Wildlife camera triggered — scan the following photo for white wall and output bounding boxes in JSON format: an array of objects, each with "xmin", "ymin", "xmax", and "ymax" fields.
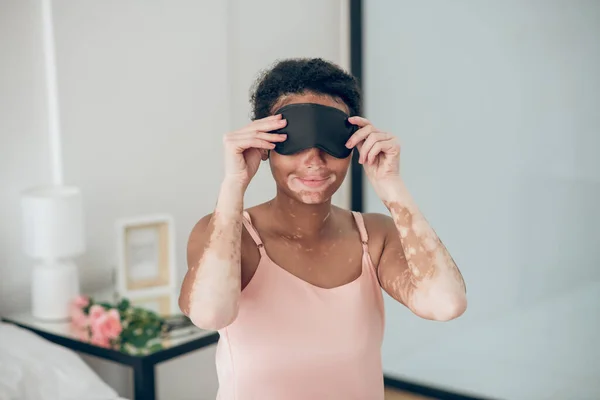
[
  {"xmin": 0, "ymin": 0, "xmax": 52, "ymax": 317},
  {"xmin": 55, "ymin": 0, "xmax": 231, "ymax": 296},
  {"xmin": 364, "ymin": 1, "xmax": 600, "ymax": 399},
  {"xmin": 0, "ymin": 0, "xmax": 350, "ymax": 399}
]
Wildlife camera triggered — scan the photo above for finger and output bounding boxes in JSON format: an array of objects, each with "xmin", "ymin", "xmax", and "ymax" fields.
[
  {"xmin": 366, "ymin": 142, "xmax": 383, "ymax": 165},
  {"xmin": 359, "ymin": 132, "xmax": 394, "ymax": 162},
  {"xmin": 366, "ymin": 139, "xmax": 392, "ymax": 164},
  {"xmin": 253, "ymin": 131, "xmax": 288, "ymax": 142},
  {"xmin": 253, "ymin": 114, "xmax": 283, "ymax": 122},
  {"xmin": 230, "ymin": 131, "xmax": 287, "ymax": 143},
  {"xmin": 358, "ymin": 133, "xmax": 378, "ymax": 164},
  {"xmin": 371, "ymin": 138, "xmax": 399, "ymax": 164},
  {"xmin": 225, "ymin": 135, "xmax": 276, "ymax": 152},
  {"xmin": 345, "ymin": 125, "xmax": 376, "ymax": 149},
  {"xmin": 348, "ymin": 116, "xmax": 372, "ymax": 128},
  {"xmin": 249, "ymin": 117, "xmax": 287, "ymax": 133},
  {"xmin": 359, "ymin": 132, "xmax": 392, "ymax": 164},
  {"xmin": 261, "ymin": 150, "xmax": 269, "ymax": 161},
  {"xmin": 236, "ymin": 138, "xmax": 277, "ymax": 151},
  {"xmin": 238, "ymin": 118, "xmax": 287, "ymax": 134}
]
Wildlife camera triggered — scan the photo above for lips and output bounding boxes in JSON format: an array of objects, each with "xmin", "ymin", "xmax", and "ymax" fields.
[
  {"xmin": 298, "ymin": 176, "xmax": 329, "ymax": 181},
  {"xmin": 296, "ymin": 175, "xmax": 331, "ymax": 188}
]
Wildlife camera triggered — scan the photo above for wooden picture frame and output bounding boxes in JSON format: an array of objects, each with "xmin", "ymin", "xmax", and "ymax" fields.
[{"xmin": 115, "ymin": 215, "xmax": 177, "ymax": 311}]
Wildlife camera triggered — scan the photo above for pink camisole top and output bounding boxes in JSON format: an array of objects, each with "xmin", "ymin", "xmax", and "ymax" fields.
[{"xmin": 215, "ymin": 211, "xmax": 385, "ymax": 400}]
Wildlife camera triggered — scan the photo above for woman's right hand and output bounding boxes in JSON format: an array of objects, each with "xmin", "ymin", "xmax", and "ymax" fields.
[{"xmin": 223, "ymin": 114, "xmax": 287, "ymax": 188}]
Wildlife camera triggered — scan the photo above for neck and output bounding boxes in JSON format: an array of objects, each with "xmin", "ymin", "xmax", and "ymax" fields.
[{"xmin": 269, "ymin": 189, "xmax": 335, "ymax": 240}]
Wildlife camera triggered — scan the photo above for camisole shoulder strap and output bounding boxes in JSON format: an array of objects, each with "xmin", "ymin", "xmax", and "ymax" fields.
[
  {"xmin": 351, "ymin": 211, "xmax": 380, "ymax": 278},
  {"xmin": 242, "ymin": 211, "xmax": 266, "ymax": 255},
  {"xmin": 351, "ymin": 211, "xmax": 369, "ymax": 246}
]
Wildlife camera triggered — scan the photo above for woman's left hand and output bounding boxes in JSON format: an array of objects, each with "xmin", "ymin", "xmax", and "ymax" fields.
[{"xmin": 346, "ymin": 116, "xmax": 402, "ymax": 190}]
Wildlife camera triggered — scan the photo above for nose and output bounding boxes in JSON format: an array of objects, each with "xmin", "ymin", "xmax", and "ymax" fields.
[{"xmin": 302, "ymin": 148, "xmax": 326, "ymax": 168}]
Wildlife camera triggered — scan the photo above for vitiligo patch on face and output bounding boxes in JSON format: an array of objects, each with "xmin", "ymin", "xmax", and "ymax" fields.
[{"xmin": 269, "ymin": 103, "xmax": 358, "ymax": 158}]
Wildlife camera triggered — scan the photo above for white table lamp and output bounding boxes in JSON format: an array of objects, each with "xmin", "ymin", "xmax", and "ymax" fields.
[{"xmin": 22, "ymin": 186, "xmax": 86, "ymax": 320}]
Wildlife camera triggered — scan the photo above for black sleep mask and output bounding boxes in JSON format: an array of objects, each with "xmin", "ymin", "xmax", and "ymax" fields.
[{"xmin": 268, "ymin": 103, "xmax": 358, "ymax": 158}]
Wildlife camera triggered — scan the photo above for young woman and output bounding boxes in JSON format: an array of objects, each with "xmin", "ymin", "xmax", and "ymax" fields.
[{"xmin": 179, "ymin": 58, "xmax": 467, "ymax": 400}]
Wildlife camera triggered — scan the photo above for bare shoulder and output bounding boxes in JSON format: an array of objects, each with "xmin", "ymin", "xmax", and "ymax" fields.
[
  {"xmin": 361, "ymin": 212, "xmax": 396, "ymax": 266},
  {"xmin": 187, "ymin": 212, "xmax": 214, "ymax": 245},
  {"xmin": 186, "ymin": 209, "xmax": 259, "ymax": 265},
  {"xmin": 240, "ymin": 203, "xmax": 268, "ymax": 256},
  {"xmin": 189, "ymin": 212, "xmax": 213, "ymax": 233},
  {"xmin": 327, "ymin": 206, "xmax": 394, "ymax": 237},
  {"xmin": 361, "ymin": 212, "xmax": 396, "ymax": 239},
  {"xmin": 239, "ymin": 203, "xmax": 272, "ymax": 288}
]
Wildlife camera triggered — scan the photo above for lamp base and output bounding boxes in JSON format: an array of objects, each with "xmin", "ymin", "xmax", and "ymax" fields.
[{"xmin": 31, "ymin": 259, "xmax": 80, "ymax": 321}]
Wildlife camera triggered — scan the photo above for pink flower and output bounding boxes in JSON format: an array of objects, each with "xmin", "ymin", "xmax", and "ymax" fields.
[
  {"xmin": 73, "ymin": 295, "xmax": 90, "ymax": 308},
  {"xmin": 70, "ymin": 307, "xmax": 89, "ymax": 330},
  {"xmin": 90, "ymin": 332, "xmax": 110, "ymax": 348},
  {"xmin": 100, "ymin": 309, "xmax": 123, "ymax": 339},
  {"xmin": 90, "ymin": 306, "xmax": 123, "ymax": 343},
  {"xmin": 89, "ymin": 304, "xmax": 105, "ymax": 322},
  {"xmin": 69, "ymin": 296, "xmax": 90, "ymax": 330}
]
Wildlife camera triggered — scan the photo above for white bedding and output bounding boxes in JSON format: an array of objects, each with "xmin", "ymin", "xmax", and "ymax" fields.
[{"xmin": 0, "ymin": 321, "xmax": 127, "ymax": 400}]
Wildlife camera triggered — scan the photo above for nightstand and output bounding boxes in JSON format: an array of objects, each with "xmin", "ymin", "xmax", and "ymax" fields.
[{"xmin": 1, "ymin": 311, "xmax": 219, "ymax": 400}]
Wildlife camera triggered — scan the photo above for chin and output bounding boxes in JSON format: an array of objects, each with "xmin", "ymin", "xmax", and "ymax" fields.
[
  {"xmin": 285, "ymin": 175, "xmax": 339, "ymax": 204},
  {"xmin": 295, "ymin": 191, "xmax": 332, "ymax": 204}
]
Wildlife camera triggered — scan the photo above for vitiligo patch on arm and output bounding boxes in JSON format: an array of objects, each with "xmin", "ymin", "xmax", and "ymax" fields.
[{"xmin": 381, "ymin": 199, "xmax": 466, "ymax": 309}]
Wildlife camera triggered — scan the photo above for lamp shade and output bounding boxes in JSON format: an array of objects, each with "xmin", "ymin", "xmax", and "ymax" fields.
[{"xmin": 21, "ymin": 185, "xmax": 85, "ymax": 259}]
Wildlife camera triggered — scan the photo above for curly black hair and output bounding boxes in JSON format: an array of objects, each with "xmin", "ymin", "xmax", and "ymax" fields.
[{"xmin": 250, "ymin": 58, "xmax": 362, "ymax": 120}]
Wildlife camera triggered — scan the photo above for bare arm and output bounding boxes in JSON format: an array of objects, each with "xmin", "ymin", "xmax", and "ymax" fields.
[
  {"xmin": 377, "ymin": 180, "xmax": 467, "ymax": 321},
  {"xmin": 178, "ymin": 180, "xmax": 244, "ymax": 330},
  {"xmin": 178, "ymin": 114, "xmax": 287, "ymax": 330},
  {"xmin": 344, "ymin": 116, "xmax": 466, "ymax": 321}
]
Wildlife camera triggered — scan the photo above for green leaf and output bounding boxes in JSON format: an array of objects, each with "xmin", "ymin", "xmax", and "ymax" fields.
[
  {"xmin": 126, "ymin": 333, "xmax": 152, "ymax": 348},
  {"xmin": 118, "ymin": 298, "xmax": 130, "ymax": 311},
  {"xmin": 147, "ymin": 343, "xmax": 164, "ymax": 353},
  {"xmin": 97, "ymin": 302, "xmax": 113, "ymax": 310}
]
